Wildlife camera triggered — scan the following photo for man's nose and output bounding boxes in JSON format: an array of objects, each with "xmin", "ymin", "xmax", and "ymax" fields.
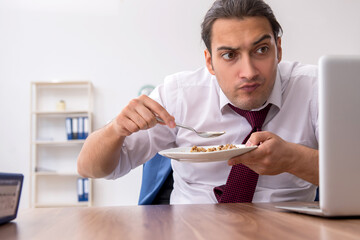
[{"xmin": 238, "ymin": 55, "xmax": 258, "ymax": 81}]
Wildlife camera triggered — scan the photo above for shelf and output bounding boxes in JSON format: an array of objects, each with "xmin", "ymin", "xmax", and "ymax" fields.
[
  {"xmin": 35, "ymin": 172, "xmax": 80, "ymax": 176},
  {"xmin": 34, "ymin": 202, "xmax": 89, "ymax": 208},
  {"xmin": 32, "ymin": 110, "xmax": 91, "ymax": 116},
  {"xmin": 32, "ymin": 81, "xmax": 91, "ymax": 87},
  {"xmin": 33, "ymin": 140, "xmax": 86, "ymax": 145},
  {"xmin": 30, "ymin": 81, "xmax": 93, "ymax": 208},
  {"xmin": 31, "ymin": 81, "xmax": 93, "ymax": 113}
]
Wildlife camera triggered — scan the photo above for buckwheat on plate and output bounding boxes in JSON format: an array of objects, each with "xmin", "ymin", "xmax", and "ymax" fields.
[{"xmin": 190, "ymin": 144, "xmax": 238, "ymax": 152}]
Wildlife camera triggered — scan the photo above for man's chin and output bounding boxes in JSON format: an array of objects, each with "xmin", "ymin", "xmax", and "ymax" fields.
[{"xmin": 230, "ymin": 98, "xmax": 265, "ymax": 111}]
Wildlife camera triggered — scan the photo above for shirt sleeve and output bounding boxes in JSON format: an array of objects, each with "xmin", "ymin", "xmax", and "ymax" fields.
[
  {"xmin": 105, "ymin": 77, "xmax": 178, "ymax": 180},
  {"xmin": 310, "ymin": 73, "xmax": 319, "ymax": 145}
]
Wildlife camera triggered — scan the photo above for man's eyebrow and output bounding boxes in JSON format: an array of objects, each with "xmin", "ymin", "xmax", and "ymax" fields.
[
  {"xmin": 252, "ymin": 34, "xmax": 272, "ymax": 46},
  {"xmin": 216, "ymin": 34, "xmax": 272, "ymax": 52},
  {"xmin": 216, "ymin": 46, "xmax": 240, "ymax": 52}
]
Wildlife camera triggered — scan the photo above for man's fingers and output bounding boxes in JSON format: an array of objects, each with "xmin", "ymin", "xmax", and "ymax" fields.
[
  {"xmin": 139, "ymin": 95, "xmax": 176, "ymax": 128},
  {"xmin": 114, "ymin": 114, "xmax": 141, "ymax": 136},
  {"xmin": 246, "ymin": 131, "xmax": 272, "ymax": 146},
  {"xmin": 228, "ymin": 132, "xmax": 273, "ymax": 166},
  {"xmin": 228, "ymin": 150, "xmax": 258, "ymax": 166},
  {"xmin": 116, "ymin": 95, "xmax": 176, "ymax": 137},
  {"xmin": 127, "ymin": 109, "xmax": 152, "ymax": 130}
]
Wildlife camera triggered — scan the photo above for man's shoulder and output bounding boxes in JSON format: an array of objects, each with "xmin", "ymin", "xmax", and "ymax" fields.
[
  {"xmin": 279, "ymin": 61, "xmax": 318, "ymax": 80},
  {"xmin": 278, "ymin": 61, "xmax": 318, "ymax": 93},
  {"xmin": 164, "ymin": 66, "xmax": 215, "ymax": 87}
]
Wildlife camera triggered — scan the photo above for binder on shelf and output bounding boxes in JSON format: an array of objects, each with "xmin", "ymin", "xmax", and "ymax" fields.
[
  {"xmin": 77, "ymin": 178, "xmax": 89, "ymax": 202},
  {"xmin": 84, "ymin": 117, "xmax": 89, "ymax": 139},
  {"xmin": 78, "ymin": 117, "xmax": 84, "ymax": 139},
  {"xmin": 77, "ymin": 178, "xmax": 84, "ymax": 202},
  {"xmin": 65, "ymin": 116, "xmax": 89, "ymax": 140},
  {"xmin": 72, "ymin": 117, "xmax": 78, "ymax": 140},
  {"xmin": 83, "ymin": 178, "xmax": 89, "ymax": 201},
  {"xmin": 66, "ymin": 118, "xmax": 73, "ymax": 140}
]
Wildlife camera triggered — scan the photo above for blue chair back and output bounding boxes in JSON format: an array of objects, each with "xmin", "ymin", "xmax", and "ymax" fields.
[{"xmin": 138, "ymin": 153, "xmax": 172, "ymax": 205}]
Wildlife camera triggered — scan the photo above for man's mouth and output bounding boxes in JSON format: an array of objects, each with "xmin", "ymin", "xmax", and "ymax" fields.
[{"xmin": 239, "ymin": 83, "xmax": 260, "ymax": 93}]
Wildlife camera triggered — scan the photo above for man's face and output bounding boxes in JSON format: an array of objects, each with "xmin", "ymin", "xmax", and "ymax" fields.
[{"xmin": 205, "ymin": 17, "xmax": 282, "ymax": 110}]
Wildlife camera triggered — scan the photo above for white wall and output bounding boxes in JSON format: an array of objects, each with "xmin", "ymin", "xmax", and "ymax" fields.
[
  {"xmin": 0, "ymin": 0, "xmax": 359, "ymax": 208},
  {"xmin": 268, "ymin": 0, "xmax": 360, "ymax": 64}
]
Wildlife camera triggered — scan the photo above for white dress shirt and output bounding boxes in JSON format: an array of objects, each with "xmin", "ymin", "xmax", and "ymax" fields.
[{"xmin": 106, "ymin": 61, "xmax": 319, "ymax": 204}]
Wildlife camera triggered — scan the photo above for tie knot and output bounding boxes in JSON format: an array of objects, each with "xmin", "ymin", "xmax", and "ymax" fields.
[{"xmin": 229, "ymin": 104, "xmax": 271, "ymax": 129}]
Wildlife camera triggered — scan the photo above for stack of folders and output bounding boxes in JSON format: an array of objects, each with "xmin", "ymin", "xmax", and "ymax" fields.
[
  {"xmin": 77, "ymin": 178, "xmax": 89, "ymax": 202},
  {"xmin": 65, "ymin": 117, "xmax": 89, "ymax": 140}
]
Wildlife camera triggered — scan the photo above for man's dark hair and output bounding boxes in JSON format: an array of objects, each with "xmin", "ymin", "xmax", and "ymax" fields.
[{"xmin": 201, "ymin": 0, "xmax": 283, "ymax": 54}]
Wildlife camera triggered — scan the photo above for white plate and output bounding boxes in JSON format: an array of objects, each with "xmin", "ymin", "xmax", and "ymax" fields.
[{"xmin": 158, "ymin": 144, "xmax": 257, "ymax": 163}]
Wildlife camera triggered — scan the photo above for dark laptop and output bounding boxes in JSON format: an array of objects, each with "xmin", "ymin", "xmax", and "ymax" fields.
[{"xmin": 0, "ymin": 173, "xmax": 24, "ymax": 225}]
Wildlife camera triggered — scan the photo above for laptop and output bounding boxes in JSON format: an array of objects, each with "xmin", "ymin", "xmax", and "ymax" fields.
[
  {"xmin": 0, "ymin": 173, "xmax": 24, "ymax": 225},
  {"xmin": 276, "ymin": 55, "xmax": 360, "ymax": 217}
]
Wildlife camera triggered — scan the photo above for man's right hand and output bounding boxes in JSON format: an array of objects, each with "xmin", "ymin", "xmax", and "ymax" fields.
[
  {"xmin": 112, "ymin": 94, "xmax": 176, "ymax": 137},
  {"xmin": 77, "ymin": 94, "xmax": 175, "ymax": 178}
]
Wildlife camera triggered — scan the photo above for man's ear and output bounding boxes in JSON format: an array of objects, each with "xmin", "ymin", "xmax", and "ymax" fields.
[
  {"xmin": 276, "ymin": 37, "xmax": 282, "ymax": 63},
  {"xmin": 204, "ymin": 49, "xmax": 216, "ymax": 75}
]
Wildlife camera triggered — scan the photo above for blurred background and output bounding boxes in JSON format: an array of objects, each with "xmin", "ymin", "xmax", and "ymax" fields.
[{"xmin": 1, "ymin": 0, "xmax": 360, "ymax": 208}]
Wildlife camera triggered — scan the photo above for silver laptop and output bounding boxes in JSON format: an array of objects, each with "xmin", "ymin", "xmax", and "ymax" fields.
[{"xmin": 276, "ymin": 55, "xmax": 360, "ymax": 217}]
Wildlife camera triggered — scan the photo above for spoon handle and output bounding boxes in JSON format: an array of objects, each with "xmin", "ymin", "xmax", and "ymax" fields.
[{"xmin": 155, "ymin": 117, "xmax": 196, "ymax": 133}]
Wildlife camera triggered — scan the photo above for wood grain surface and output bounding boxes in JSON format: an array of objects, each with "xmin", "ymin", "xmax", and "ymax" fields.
[{"xmin": 1, "ymin": 203, "xmax": 360, "ymax": 240}]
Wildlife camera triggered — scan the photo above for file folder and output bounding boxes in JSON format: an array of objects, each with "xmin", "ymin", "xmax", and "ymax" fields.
[
  {"xmin": 72, "ymin": 117, "xmax": 78, "ymax": 139},
  {"xmin": 77, "ymin": 178, "xmax": 84, "ymax": 202},
  {"xmin": 66, "ymin": 118, "xmax": 72, "ymax": 140},
  {"xmin": 78, "ymin": 117, "xmax": 84, "ymax": 139},
  {"xmin": 83, "ymin": 178, "xmax": 89, "ymax": 202},
  {"xmin": 84, "ymin": 117, "xmax": 89, "ymax": 139}
]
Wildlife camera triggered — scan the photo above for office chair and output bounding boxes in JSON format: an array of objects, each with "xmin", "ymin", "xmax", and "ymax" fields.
[
  {"xmin": 138, "ymin": 153, "xmax": 173, "ymax": 205},
  {"xmin": 314, "ymin": 187, "xmax": 319, "ymax": 201}
]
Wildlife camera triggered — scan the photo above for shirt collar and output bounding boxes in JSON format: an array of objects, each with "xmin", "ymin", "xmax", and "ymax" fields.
[{"xmin": 219, "ymin": 68, "xmax": 282, "ymax": 112}]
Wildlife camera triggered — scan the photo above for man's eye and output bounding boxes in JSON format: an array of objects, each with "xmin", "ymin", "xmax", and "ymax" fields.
[
  {"xmin": 222, "ymin": 52, "xmax": 236, "ymax": 60},
  {"xmin": 256, "ymin": 46, "xmax": 269, "ymax": 54}
]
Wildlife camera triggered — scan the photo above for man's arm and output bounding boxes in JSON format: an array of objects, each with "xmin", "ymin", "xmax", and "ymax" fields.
[
  {"xmin": 77, "ymin": 95, "xmax": 175, "ymax": 178},
  {"xmin": 228, "ymin": 131, "xmax": 319, "ymax": 185},
  {"xmin": 77, "ymin": 122, "xmax": 125, "ymax": 178}
]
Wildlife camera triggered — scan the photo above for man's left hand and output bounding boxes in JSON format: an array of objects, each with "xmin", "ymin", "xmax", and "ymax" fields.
[{"xmin": 228, "ymin": 131, "xmax": 319, "ymax": 185}]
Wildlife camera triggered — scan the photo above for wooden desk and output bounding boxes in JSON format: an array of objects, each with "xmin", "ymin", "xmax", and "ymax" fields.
[{"xmin": 1, "ymin": 203, "xmax": 360, "ymax": 240}]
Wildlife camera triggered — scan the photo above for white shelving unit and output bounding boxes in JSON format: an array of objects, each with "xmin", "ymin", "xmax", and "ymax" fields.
[{"xmin": 30, "ymin": 81, "xmax": 93, "ymax": 208}]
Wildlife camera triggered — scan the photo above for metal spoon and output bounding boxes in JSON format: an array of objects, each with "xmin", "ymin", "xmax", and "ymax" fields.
[{"xmin": 156, "ymin": 117, "xmax": 225, "ymax": 138}]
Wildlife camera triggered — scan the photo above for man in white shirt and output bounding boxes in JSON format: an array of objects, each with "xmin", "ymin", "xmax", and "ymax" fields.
[{"xmin": 77, "ymin": 0, "xmax": 319, "ymax": 204}]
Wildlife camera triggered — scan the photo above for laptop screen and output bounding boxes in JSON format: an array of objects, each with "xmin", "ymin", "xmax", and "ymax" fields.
[{"xmin": 0, "ymin": 173, "xmax": 23, "ymax": 225}]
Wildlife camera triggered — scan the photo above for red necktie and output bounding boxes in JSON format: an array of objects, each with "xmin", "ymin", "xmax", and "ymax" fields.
[{"xmin": 214, "ymin": 104, "xmax": 271, "ymax": 203}]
